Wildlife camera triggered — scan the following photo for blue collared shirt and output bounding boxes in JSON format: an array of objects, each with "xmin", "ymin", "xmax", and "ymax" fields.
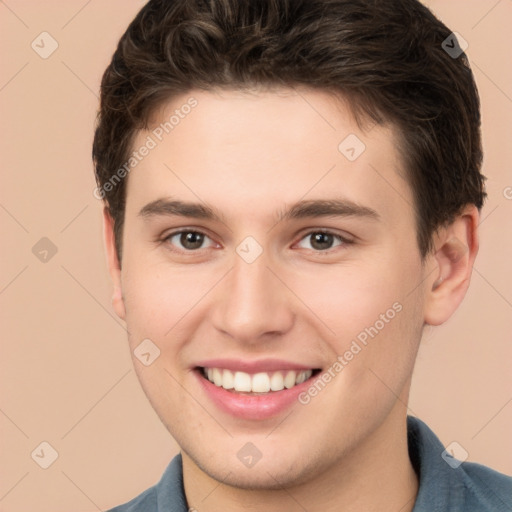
[{"xmin": 108, "ymin": 416, "xmax": 512, "ymax": 511}]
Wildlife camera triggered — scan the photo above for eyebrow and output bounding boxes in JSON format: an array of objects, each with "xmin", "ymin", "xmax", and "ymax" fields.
[
  {"xmin": 138, "ymin": 197, "xmax": 379, "ymax": 223},
  {"xmin": 139, "ymin": 198, "xmax": 225, "ymax": 222},
  {"xmin": 279, "ymin": 199, "xmax": 379, "ymax": 222}
]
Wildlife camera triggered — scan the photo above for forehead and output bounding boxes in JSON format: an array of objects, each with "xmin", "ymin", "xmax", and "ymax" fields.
[{"xmin": 125, "ymin": 87, "xmax": 412, "ymax": 226}]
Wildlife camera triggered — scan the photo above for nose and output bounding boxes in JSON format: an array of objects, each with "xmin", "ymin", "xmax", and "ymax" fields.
[{"xmin": 211, "ymin": 251, "xmax": 295, "ymax": 345}]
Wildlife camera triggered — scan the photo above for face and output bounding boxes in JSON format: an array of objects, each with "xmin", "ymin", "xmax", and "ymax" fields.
[{"xmin": 109, "ymin": 87, "xmax": 432, "ymax": 489}]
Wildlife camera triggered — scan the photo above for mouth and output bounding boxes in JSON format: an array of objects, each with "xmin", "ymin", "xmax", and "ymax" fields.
[
  {"xmin": 192, "ymin": 358, "xmax": 323, "ymax": 420},
  {"xmin": 195, "ymin": 366, "xmax": 322, "ymax": 394}
]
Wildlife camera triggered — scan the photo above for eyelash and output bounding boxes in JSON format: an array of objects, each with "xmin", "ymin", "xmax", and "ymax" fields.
[{"xmin": 161, "ymin": 228, "xmax": 353, "ymax": 254}]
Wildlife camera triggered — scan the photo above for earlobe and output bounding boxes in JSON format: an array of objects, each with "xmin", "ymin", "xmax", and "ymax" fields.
[
  {"xmin": 102, "ymin": 207, "xmax": 126, "ymax": 320},
  {"xmin": 424, "ymin": 206, "xmax": 479, "ymax": 326}
]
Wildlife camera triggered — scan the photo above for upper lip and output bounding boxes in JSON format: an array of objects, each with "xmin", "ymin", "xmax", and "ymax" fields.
[{"xmin": 194, "ymin": 358, "xmax": 320, "ymax": 374}]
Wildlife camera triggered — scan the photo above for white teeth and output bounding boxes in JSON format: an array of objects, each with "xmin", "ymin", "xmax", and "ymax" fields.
[
  {"xmin": 270, "ymin": 372, "xmax": 285, "ymax": 391},
  {"xmin": 299, "ymin": 370, "xmax": 313, "ymax": 383},
  {"xmin": 252, "ymin": 372, "xmax": 271, "ymax": 393},
  {"xmin": 203, "ymin": 368, "xmax": 314, "ymax": 393},
  {"xmin": 296, "ymin": 370, "xmax": 311, "ymax": 385},
  {"xmin": 221, "ymin": 369, "xmax": 234, "ymax": 389},
  {"xmin": 284, "ymin": 370, "xmax": 296, "ymax": 389},
  {"xmin": 213, "ymin": 368, "xmax": 223, "ymax": 387},
  {"xmin": 233, "ymin": 371, "xmax": 252, "ymax": 392}
]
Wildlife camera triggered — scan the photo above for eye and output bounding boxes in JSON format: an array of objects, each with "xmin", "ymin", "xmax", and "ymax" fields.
[
  {"xmin": 296, "ymin": 230, "xmax": 349, "ymax": 251},
  {"xmin": 164, "ymin": 230, "xmax": 216, "ymax": 251}
]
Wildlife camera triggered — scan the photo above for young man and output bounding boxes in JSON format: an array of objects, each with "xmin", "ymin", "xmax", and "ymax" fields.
[{"xmin": 93, "ymin": 0, "xmax": 512, "ymax": 510}]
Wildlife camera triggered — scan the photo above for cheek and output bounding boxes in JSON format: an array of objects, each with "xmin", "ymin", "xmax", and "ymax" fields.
[
  {"xmin": 121, "ymin": 256, "xmax": 220, "ymax": 351},
  {"xmin": 292, "ymin": 261, "xmax": 410, "ymax": 334},
  {"xmin": 292, "ymin": 255, "xmax": 424, "ymax": 374}
]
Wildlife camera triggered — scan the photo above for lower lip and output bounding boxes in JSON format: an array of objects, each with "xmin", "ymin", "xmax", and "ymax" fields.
[{"xmin": 194, "ymin": 369, "xmax": 316, "ymax": 421}]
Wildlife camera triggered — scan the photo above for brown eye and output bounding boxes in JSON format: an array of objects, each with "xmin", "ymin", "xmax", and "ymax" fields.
[
  {"xmin": 297, "ymin": 231, "xmax": 345, "ymax": 251},
  {"xmin": 310, "ymin": 232, "xmax": 335, "ymax": 250},
  {"xmin": 180, "ymin": 231, "xmax": 204, "ymax": 250},
  {"xmin": 165, "ymin": 230, "xmax": 214, "ymax": 251}
]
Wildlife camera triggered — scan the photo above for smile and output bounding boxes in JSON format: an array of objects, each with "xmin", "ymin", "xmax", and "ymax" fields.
[
  {"xmin": 200, "ymin": 367, "xmax": 317, "ymax": 393},
  {"xmin": 193, "ymin": 359, "xmax": 323, "ymax": 420}
]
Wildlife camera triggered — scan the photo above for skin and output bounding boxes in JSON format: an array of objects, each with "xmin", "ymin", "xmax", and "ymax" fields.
[{"xmin": 104, "ymin": 87, "xmax": 479, "ymax": 512}]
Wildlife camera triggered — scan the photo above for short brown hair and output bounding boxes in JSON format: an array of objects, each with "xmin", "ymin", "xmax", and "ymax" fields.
[{"xmin": 92, "ymin": 0, "xmax": 486, "ymax": 262}]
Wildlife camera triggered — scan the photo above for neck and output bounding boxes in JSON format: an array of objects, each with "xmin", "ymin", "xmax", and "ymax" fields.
[{"xmin": 182, "ymin": 405, "xmax": 418, "ymax": 512}]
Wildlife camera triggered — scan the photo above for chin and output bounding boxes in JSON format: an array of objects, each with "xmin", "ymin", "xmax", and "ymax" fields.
[{"xmin": 186, "ymin": 444, "xmax": 319, "ymax": 490}]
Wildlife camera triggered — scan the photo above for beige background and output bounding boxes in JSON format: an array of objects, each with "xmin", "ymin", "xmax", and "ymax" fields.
[{"xmin": 0, "ymin": 1, "xmax": 511, "ymax": 510}]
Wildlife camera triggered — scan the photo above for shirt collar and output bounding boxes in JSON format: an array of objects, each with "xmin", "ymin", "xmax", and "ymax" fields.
[
  {"xmin": 155, "ymin": 416, "xmax": 465, "ymax": 511},
  {"xmin": 408, "ymin": 415, "xmax": 465, "ymax": 511}
]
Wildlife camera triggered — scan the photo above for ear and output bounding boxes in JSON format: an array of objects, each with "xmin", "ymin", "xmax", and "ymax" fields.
[
  {"xmin": 103, "ymin": 206, "xmax": 126, "ymax": 320},
  {"xmin": 423, "ymin": 205, "xmax": 479, "ymax": 326}
]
